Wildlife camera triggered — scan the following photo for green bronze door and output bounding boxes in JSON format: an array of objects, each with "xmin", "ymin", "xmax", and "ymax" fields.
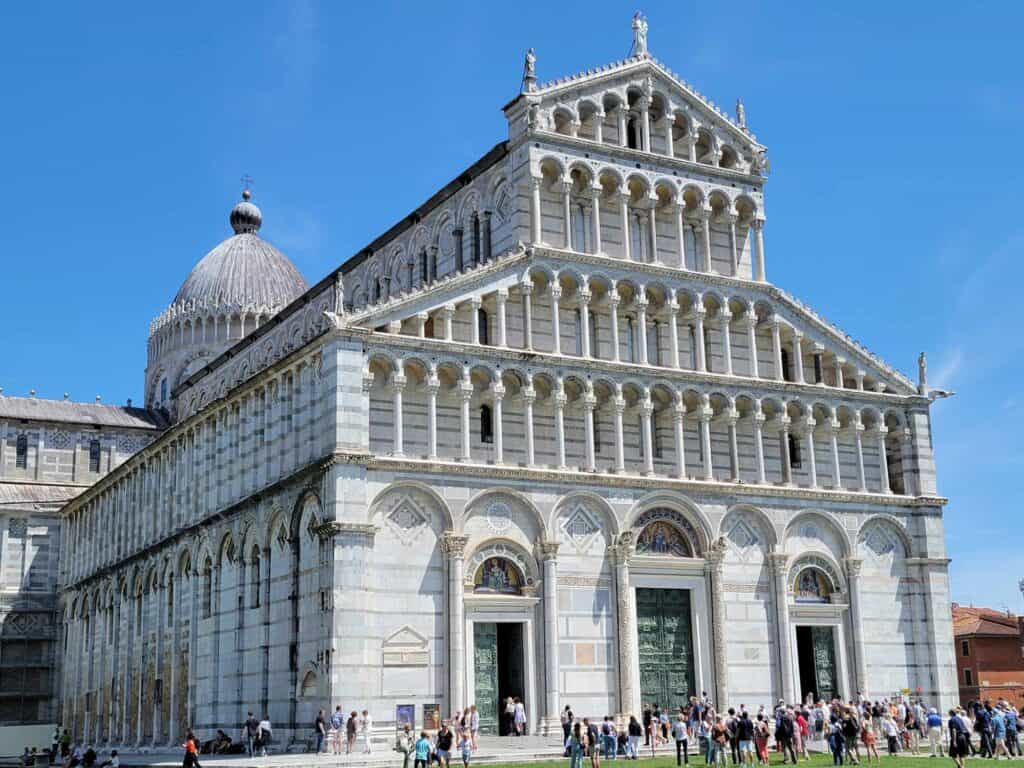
[
  {"xmin": 811, "ymin": 626, "xmax": 837, "ymax": 702},
  {"xmin": 637, "ymin": 588, "xmax": 695, "ymax": 711},
  {"xmin": 474, "ymin": 623, "xmax": 499, "ymax": 733}
]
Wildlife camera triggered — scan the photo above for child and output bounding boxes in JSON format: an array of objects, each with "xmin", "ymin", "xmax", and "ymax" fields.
[{"xmin": 414, "ymin": 731, "xmax": 432, "ymax": 768}]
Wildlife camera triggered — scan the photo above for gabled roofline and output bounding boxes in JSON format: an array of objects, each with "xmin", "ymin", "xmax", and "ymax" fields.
[{"xmin": 504, "ymin": 55, "xmax": 764, "ymax": 151}]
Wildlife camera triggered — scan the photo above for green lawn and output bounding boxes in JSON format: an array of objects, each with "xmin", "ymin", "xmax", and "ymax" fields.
[{"xmin": 481, "ymin": 754, "xmax": 993, "ymax": 768}]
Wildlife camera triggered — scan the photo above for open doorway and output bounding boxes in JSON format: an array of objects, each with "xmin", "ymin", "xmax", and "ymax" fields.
[
  {"xmin": 795, "ymin": 625, "xmax": 838, "ymax": 703},
  {"xmin": 473, "ymin": 622, "xmax": 526, "ymax": 734}
]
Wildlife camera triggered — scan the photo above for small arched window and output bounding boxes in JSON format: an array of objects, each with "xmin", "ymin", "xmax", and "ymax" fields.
[
  {"xmin": 478, "ymin": 308, "xmax": 490, "ymax": 346},
  {"xmin": 15, "ymin": 434, "xmax": 28, "ymax": 469},
  {"xmin": 788, "ymin": 433, "xmax": 802, "ymax": 468},
  {"xmin": 627, "ymin": 116, "xmax": 640, "ymax": 149},
  {"xmin": 472, "ymin": 213, "xmax": 481, "ymax": 266},
  {"xmin": 201, "ymin": 567, "xmax": 213, "ymax": 619},
  {"xmin": 781, "ymin": 348, "xmax": 792, "ymax": 382},
  {"xmin": 592, "ymin": 409, "xmax": 601, "ymax": 455},
  {"xmin": 626, "ymin": 317, "xmax": 636, "ymax": 362},
  {"xmin": 480, "ymin": 405, "xmax": 493, "ymax": 444},
  {"xmin": 88, "ymin": 439, "xmax": 101, "ymax": 473},
  {"xmin": 648, "ymin": 320, "xmax": 661, "ymax": 366},
  {"xmin": 574, "ymin": 309, "xmax": 583, "ymax": 355},
  {"xmin": 250, "ymin": 550, "xmax": 261, "ymax": 608},
  {"xmin": 420, "ymin": 248, "xmax": 429, "ymax": 285},
  {"xmin": 159, "ymin": 378, "xmax": 168, "ymax": 403},
  {"xmin": 166, "ymin": 576, "xmax": 174, "ymax": 626}
]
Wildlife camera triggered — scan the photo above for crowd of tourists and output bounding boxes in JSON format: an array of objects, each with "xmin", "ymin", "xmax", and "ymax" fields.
[{"xmin": 557, "ymin": 694, "xmax": 1024, "ymax": 768}]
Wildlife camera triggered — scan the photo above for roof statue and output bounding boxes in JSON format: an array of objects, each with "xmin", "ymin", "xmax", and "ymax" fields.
[
  {"xmin": 918, "ymin": 351, "xmax": 927, "ymax": 394},
  {"xmin": 522, "ymin": 48, "xmax": 537, "ymax": 93},
  {"xmin": 736, "ymin": 98, "xmax": 746, "ymax": 129},
  {"xmin": 631, "ymin": 11, "xmax": 649, "ymax": 58}
]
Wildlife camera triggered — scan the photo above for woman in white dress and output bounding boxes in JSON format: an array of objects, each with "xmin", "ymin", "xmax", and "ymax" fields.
[{"xmin": 514, "ymin": 698, "xmax": 526, "ymax": 736}]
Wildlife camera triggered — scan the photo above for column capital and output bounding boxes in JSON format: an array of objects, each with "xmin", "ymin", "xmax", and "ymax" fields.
[
  {"xmin": 768, "ymin": 550, "xmax": 790, "ymax": 572},
  {"xmin": 844, "ymin": 556, "xmax": 864, "ymax": 579},
  {"xmin": 529, "ymin": 175, "xmax": 544, "ymax": 191},
  {"xmin": 490, "ymin": 382, "xmax": 506, "ymax": 401},
  {"xmin": 640, "ymin": 397, "xmax": 654, "ymax": 416},
  {"xmin": 549, "ymin": 283, "xmax": 562, "ymax": 300},
  {"xmin": 458, "ymin": 382, "xmax": 474, "ymax": 401},
  {"xmin": 792, "ymin": 329, "xmax": 804, "ymax": 341},
  {"xmin": 633, "ymin": 294, "xmax": 649, "ymax": 310},
  {"xmin": 521, "ymin": 386, "xmax": 537, "ymax": 405},
  {"xmin": 743, "ymin": 310, "xmax": 758, "ymax": 328},
  {"xmin": 440, "ymin": 533, "xmax": 470, "ymax": 559},
  {"xmin": 426, "ymin": 377, "xmax": 440, "ymax": 393},
  {"xmin": 391, "ymin": 374, "xmax": 407, "ymax": 392},
  {"xmin": 590, "ymin": 184, "xmax": 604, "ymax": 200},
  {"xmin": 692, "ymin": 303, "xmax": 707, "ymax": 318},
  {"xmin": 666, "ymin": 299, "xmax": 680, "ymax": 316},
  {"xmin": 718, "ymin": 308, "xmax": 732, "ymax": 325},
  {"xmin": 706, "ymin": 536, "xmax": 728, "ymax": 566},
  {"xmin": 613, "ymin": 397, "xmax": 626, "ymax": 414},
  {"xmin": 554, "ymin": 391, "xmax": 568, "ymax": 408},
  {"xmin": 673, "ymin": 400, "xmax": 687, "ymax": 420},
  {"xmin": 520, "ymin": 279, "xmax": 534, "ymax": 293},
  {"xmin": 441, "ymin": 303, "xmax": 456, "ymax": 318},
  {"xmin": 496, "ymin": 288, "xmax": 508, "ymax": 303},
  {"xmin": 607, "ymin": 291, "xmax": 621, "ymax": 308},
  {"xmin": 752, "ymin": 217, "xmax": 765, "ymax": 231},
  {"xmin": 559, "ymin": 179, "xmax": 573, "ymax": 195},
  {"xmin": 537, "ymin": 539, "xmax": 561, "ymax": 561},
  {"xmin": 470, "ymin": 295, "xmax": 482, "ymax": 310},
  {"xmin": 578, "ymin": 287, "xmax": 592, "ymax": 305}
]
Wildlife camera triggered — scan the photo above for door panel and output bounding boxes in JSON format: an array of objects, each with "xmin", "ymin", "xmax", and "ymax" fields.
[
  {"xmin": 636, "ymin": 588, "xmax": 695, "ymax": 711},
  {"xmin": 811, "ymin": 626, "xmax": 837, "ymax": 702},
  {"xmin": 474, "ymin": 623, "xmax": 499, "ymax": 734}
]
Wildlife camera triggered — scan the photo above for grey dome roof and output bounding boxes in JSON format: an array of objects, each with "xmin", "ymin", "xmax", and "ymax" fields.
[{"xmin": 172, "ymin": 194, "xmax": 308, "ymax": 309}]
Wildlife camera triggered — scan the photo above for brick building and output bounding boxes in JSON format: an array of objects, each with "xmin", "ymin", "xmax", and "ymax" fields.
[{"xmin": 953, "ymin": 603, "xmax": 1024, "ymax": 706}]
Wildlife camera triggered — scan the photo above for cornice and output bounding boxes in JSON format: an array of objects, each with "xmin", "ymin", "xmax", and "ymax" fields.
[{"xmin": 348, "ymin": 451, "xmax": 948, "ymax": 509}]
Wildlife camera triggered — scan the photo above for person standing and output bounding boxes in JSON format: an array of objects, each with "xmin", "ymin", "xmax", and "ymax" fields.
[
  {"xmin": 601, "ymin": 716, "xmax": 616, "ymax": 760},
  {"xmin": 1005, "ymin": 706, "xmax": 1019, "ymax": 756},
  {"xmin": 514, "ymin": 698, "xmax": 526, "ymax": 736},
  {"xmin": 315, "ymin": 709, "xmax": 327, "ymax": 754},
  {"xmin": 672, "ymin": 713, "xmax": 689, "ymax": 767},
  {"xmin": 562, "ymin": 706, "xmax": 574, "ymax": 749},
  {"xmin": 643, "ymin": 705, "xmax": 653, "ymax": 747},
  {"xmin": 330, "ymin": 706, "xmax": 345, "ymax": 754},
  {"xmin": 881, "ymin": 715, "xmax": 898, "ymax": 757},
  {"xmin": 359, "ymin": 709, "xmax": 373, "ymax": 754},
  {"xmin": 435, "ymin": 722, "xmax": 453, "ymax": 768},
  {"xmin": 244, "ymin": 712, "xmax": 259, "ymax": 757},
  {"xmin": 414, "ymin": 731, "xmax": 432, "ymax": 768},
  {"xmin": 947, "ymin": 709, "xmax": 968, "ymax": 768},
  {"xmin": 504, "ymin": 697, "xmax": 515, "ymax": 736},
  {"xmin": 396, "ymin": 724, "xmax": 414, "ymax": 768},
  {"xmin": 777, "ymin": 710, "xmax": 797, "ymax": 765},
  {"xmin": 257, "ymin": 714, "xmax": 272, "ymax": 757},
  {"xmin": 346, "ymin": 711, "xmax": 358, "ymax": 754},
  {"xmin": 991, "ymin": 705, "xmax": 1010, "ymax": 758},
  {"xmin": 926, "ymin": 709, "xmax": 943, "ymax": 757},
  {"xmin": 569, "ymin": 722, "xmax": 586, "ymax": 768},
  {"xmin": 710, "ymin": 716, "xmax": 728, "ymax": 768},
  {"xmin": 470, "ymin": 705, "xmax": 480, "ymax": 752}
]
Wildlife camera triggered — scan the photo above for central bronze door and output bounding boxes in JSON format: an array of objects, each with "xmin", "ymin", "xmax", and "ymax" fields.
[
  {"xmin": 636, "ymin": 588, "xmax": 696, "ymax": 711},
  {"xmin": 474, "ymin": 623, "xmax": 499, "ymax": 733}
]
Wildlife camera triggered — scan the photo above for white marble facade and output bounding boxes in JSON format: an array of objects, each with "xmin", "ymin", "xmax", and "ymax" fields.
[{"xmin": 54, "ymin": 16, "xmax": 958, "ymax": 749}]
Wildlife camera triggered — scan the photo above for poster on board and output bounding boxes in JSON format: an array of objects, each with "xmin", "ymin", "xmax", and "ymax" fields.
[{"xmin": 396, "ymin": 704, "xmax": 415, "ymax": 734}]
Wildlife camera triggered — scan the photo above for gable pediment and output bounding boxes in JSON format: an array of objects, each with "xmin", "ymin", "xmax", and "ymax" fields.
[{"xmin": 524, "ymin": 56, "xmax": 765, "ymax": 163}]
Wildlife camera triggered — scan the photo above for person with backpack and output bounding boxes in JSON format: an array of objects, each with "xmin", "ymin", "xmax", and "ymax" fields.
[
  {"xmin": 842, "ymin": 711, "xmax": 861, "ymax": 765},
  {"xmin": 827, "ymin": 716, "xmax": 846, "ymax": 766},
  {"xmin": 330, "ymin": 706, "xmax": 345, "ymax": 754},
  {"xmin": 725, "ymin": 709, "xmax": 739, "ymax": 765},
  {"xmin": 601, "ymin": 716, "xmax": 617, "ymax": 760},
  {"xmin": 568, "ymin": 722, "xmax": 586, "ymax": 768},
  {"xmin": 776, "ymin": 710, "xmax": 797, "ymax": 765},
  {"xmin": 736, "ymin": 711, "xmax": 755, "ymax": 768},
  {"xmin": 626, "ymin": 715, "xmax": 642, "ymax": 760}
]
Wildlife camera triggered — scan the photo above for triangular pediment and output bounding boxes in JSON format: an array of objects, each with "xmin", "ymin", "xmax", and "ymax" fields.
[
  {"xmin": 512, "ymin": 54, "xmax": 765, "ymax": 164},
  {"xmin": 382, "ymin": 624, "xmax": 429, "ymax": 650}
]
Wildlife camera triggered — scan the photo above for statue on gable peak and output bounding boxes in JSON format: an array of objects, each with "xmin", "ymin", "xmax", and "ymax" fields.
[{"xmin": 632, "ymin": 11, "xmax": 649, "ymax": 58}]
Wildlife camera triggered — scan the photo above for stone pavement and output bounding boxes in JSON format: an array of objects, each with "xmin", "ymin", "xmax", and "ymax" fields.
[{"xmin": 116, "ymin": 734, "xmax": 566, "ymax": 768}]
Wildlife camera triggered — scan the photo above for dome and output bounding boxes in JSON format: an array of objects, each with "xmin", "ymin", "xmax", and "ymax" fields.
[{"xmin": 172, "ymin": 192, "xmax": 308, "ymax": 310}]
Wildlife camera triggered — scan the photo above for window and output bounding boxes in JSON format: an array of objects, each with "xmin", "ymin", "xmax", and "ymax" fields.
[
  {"xmin": 592, "ymin": 409, "xmax": 601, "ymax": 454},
  {"xmin": 429, "ymin": 248, "xmax": 438, "ymax": 282},
  {"xmin": 589, "ymin": 312, "xmax": 599, "ymax": 358},
  {"xmin": 813, "ymin": 354, "xmax": 823, "ymax": 384},
  {"xmin": 166, "ymin": 577, "xmax": 174, "ymax": 626},
  {"xmin": 202, "ymin": 568, "xmax": 213, "ymax": 619},
  {"xmin": 89, "ymin": 439, "xmax": 101, "ymax": 473},
  {"xmin": 626, "ymin": 317, "xmax": 636, "ymax": 362},
  {"xmin": 781, "ymin": 348, "xmax": 792, "ymax": 382},
  {"xmin": 572, "ymin": 203, "xmax": 587, "ymax": 252},
  {"xmin": 420, "ymin": 249, "xmax": 429, "ymax": 285},
  {"xmin": 424, "ymin": 317, "xmax": 435, "ymax": 338},
  {"xmin": 961, "ymin": 639, "xmax": 970, "ymax": 657},
  {"xmin": 627, "ymin": 117, "xmax": 639, "ymax": 149},
  {"xmin": 574, "ymin": 309, "xmax": 583, "ymax": 355},
  {"xmin": 964, "ymin": 668, "xmax": 973, "ymax": 686},
  {"xmin": 788, "ymin": 433, "xmax": 802, "ymax": 468},
  {"xmin": 250, "ymin": 554, "xmax": 261, "ymax": 608},
  {"xmin": 472, "ymin": 213, "xmax": 481, "ymax": 266},
  {"xmin": 703, "ymin": 327, "xmax": 712, "ymax": 372},
  {"xmin": 159, "ymin": 378, "xmax": 168, "ymax": 403},
  {"xmin": 15, "ymin": 434, "xmax": 28, "ymax": 469},
  {"xmin": 688, "ymin": 325, "xmax": 697, "ymax": 369},
  {"xmin": 477, "ymin": 308, "xmax": 490, "ymax": 346},
  {"xmin": 480, "ymin": 405, "xmax": 493, "ymax": 444},
  {"xmin": 648, "ymin": 321, "xmax": 660, "ymax": 366}
]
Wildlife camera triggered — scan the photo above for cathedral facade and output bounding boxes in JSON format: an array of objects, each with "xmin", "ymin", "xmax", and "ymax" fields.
[{"xmin": 52, "ymin": 18, "xmax": 957, "ymax": 748}]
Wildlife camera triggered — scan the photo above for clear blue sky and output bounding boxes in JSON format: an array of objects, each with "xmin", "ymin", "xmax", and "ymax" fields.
[{"xmin": 1, "ymin": 3, "xmax": 1021, "ymax": 609}]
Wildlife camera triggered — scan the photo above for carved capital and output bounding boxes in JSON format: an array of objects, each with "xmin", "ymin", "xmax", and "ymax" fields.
[
  {"xmin": 440, "ymin": 533, "xmax": 470, "ymax": 559},
  {"xmin": 537, "ymin": 539, "xmax": 561, "ymax": 561},
  {"xmin": 844, "ymin": 556, "xmax": 863, "ymax": 579}
]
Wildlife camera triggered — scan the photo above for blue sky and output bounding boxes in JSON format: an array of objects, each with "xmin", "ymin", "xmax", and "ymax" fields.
[{"xmin": 1, "ymin": 3, "xmax": 1021, "ymax": 608}]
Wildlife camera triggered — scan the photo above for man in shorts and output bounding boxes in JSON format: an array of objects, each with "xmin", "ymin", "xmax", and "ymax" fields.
[{"xmin": 736, "ymin": 711, "xmax": 755, "ymax": 767}]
